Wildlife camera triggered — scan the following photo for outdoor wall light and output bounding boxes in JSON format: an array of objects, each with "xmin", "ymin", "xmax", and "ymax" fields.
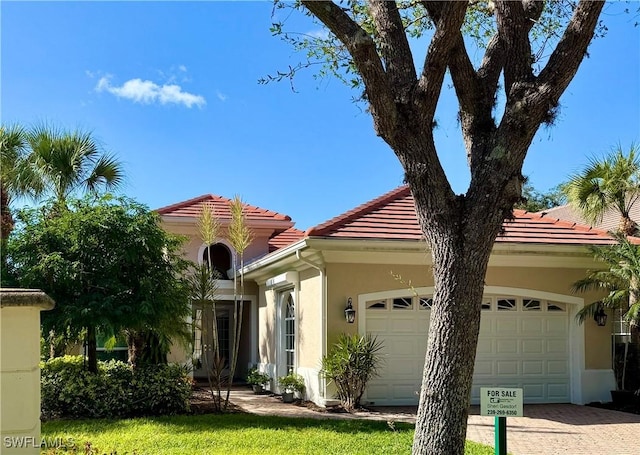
[
  {"xmin": 594, "ymin": 303, "xmax": 608, "ymax": 327},
  {"xmin": 345, "ymin": 297, "xmax": 356, "ymax": 324}
]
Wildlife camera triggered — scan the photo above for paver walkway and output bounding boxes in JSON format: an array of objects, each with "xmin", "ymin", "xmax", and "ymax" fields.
[{"xmin": 230, "ymin": 389, "xmax": 640, "ymax": 455}]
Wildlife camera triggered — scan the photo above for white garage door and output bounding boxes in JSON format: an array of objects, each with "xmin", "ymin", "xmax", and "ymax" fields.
[{"xmin": 364, "ymin": 294, "xmax": 570, "ymax": 405}]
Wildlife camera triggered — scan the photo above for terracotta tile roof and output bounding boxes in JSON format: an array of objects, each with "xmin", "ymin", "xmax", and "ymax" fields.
[
  {"xmin": 157, "ymin": 194, "xmax": 292, "ymax": 222},
  {"xmin": 306, "ymin": 186, "xmax": 421, "ymax": 240},
  {"xmin": 306, "ymin": 185, "xmax": 639, "ymax": 245},
  {"xmin": 268, "ymin": 228, "xmax": 305, "ymax": 252}
]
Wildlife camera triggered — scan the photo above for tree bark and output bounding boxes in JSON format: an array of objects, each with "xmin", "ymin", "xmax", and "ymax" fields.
[
  {"xmin": 409, "ymin": 174, "xmax": 504, "ymax": 454},
  {"xmin": 127, "ymin": 330, "xmax": 146, "ymax": 369},
  {"xmin": 86, "ymin": 325, "xmax": 98, "ymax": 374},
  {"xmin": 412, "ymin": 241, "xmax": 490, "ymax": 453}
]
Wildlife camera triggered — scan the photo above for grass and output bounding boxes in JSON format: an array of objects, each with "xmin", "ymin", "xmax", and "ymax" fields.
[{"xmin": 41, "ymin": 414, "xmax": 494, "ymax": 455}]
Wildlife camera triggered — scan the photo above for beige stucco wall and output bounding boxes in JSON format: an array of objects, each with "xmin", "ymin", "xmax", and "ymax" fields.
[
  {"xmin": 1, "ymin": 290, "xmax": 54, "ymax": 455},
  {"xmin": 297, "ymin": 268, "xmax": 322, "ymax": 369},
  {"xmin": 326, "ymin": 263, "xmax": 609, "ymax": 370},
  {"xmin": 161, "ymin": 222, "xmax": 280, "ymax": 267},
  {"xmin": 259, "ymin": 285, "xmax": 277, "ymax": 366}
]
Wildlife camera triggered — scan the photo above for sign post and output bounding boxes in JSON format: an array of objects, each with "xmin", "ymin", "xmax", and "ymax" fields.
[{"xmin": 480, "ymin": 387, "xmax": 523, "ymax": 455}]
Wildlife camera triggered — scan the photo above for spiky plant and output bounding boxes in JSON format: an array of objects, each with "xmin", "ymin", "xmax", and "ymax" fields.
[
  {"xmin": 321, "ymin": 334, "xmax": 384, "ymax": 412},
  {"xmin": 225, "ymin": 195, "xmax": 253, "ymax": 409}
]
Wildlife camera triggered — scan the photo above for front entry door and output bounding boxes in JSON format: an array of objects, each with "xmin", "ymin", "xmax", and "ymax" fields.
[{"xmin": 193, "ymin": 302, "xmax": 233, "ymax": 379}]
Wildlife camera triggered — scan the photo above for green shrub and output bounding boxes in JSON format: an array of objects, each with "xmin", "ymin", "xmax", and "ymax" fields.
[
  {"xmin": 321, "ymin": 334, "xmax": 383, "ymax": 412},
  {"xmin": 246, "ymin": 367, "xmax": 271, "ymax": 386},
  {"xmin": 41, "ymin": 356, "xmax": 191, "ymax": 419},
  {"xmin": 129, "ymin": 364, "xmax": 193, "ymax": 415},
  {"xmin": 278, "ymin": 372, "xmax": 305, "ymax": 394}
]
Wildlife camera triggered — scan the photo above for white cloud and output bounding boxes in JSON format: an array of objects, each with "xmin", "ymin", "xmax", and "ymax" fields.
[
  {"xmin": 216, "ymin": 90, "xmax": 228, "ymax": 102},
  {"xmin": 178, "ymin": 65, "xmax": 187, "ymax": 72},
  {"xmin": 95, "ymin": 75, "xmax": 206, "ymax": 108}
]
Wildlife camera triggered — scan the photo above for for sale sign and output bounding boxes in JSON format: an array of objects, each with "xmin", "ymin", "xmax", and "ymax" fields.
[{"xmin": 480, "ymin": 387, "xmax": 523, "ymax": 417}]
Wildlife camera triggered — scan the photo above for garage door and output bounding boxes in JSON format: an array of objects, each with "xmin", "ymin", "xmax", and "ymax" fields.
[{"xmin": 364, "ymin": 294, "xmax": 570, "ymax": 405}]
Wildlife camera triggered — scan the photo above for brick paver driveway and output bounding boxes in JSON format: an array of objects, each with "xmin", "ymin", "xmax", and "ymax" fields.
[
  {"xmin": 231, "ymin": 390, "xmax": 640, "ymax": 455},
  {"xmin": 465, "ymin": 404, "xmax": 640, "ymax": 455}
]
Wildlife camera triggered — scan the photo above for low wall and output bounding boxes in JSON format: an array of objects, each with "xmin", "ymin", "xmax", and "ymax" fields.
[{"xmin": 1, "ymin": 289, "xmax": 54, "ymax": 454}]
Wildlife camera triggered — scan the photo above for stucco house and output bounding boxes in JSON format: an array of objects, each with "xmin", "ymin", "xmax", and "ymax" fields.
[{"xmin": 160, "ymin": 186, "xmax": 631, "ymax": 407}]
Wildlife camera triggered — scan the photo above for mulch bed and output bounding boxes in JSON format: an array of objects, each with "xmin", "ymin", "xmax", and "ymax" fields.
[
  {"xmin": 587, "ymin": 401, "xmax": 640, "ymax": 415},
  {"xmin": 189, "ymin": 386, "xmax": 244, "ymax": 414}
]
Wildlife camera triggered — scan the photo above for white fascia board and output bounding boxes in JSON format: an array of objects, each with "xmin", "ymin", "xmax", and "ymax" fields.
[
  {"xmin": 307, "ymin": 238, "xmax": 597, "ymax": 269},
  {"xmin": 241, "ymin": 237, "xmax": 600, "ymax": 282},
  {"xmin": 241, "ymin": 239, "xmax": 309, "ymax": 277},
  {"xmin": 305, "ymin": 237, "xmax": 426, "ymax": 253}
]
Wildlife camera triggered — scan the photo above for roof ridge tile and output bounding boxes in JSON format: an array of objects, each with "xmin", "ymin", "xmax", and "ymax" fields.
[{"xmin": 157, "ymin": 193, "xmax": 291, "ymax": 221}]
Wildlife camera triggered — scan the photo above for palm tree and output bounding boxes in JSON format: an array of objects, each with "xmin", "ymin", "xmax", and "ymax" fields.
[
  {"xmin": 564, "ymin": 144, "xmax": 640, "ymax": 236},
  {"xmin": 573, "ymin": 235, "xmax": 640, "ymax": 390},
  {"xmin": 566, "ymin": 144, "xmax": 640, "ymax": 391},
  {"xmin": 1, "ymin": 125, "xmax": 30, "ymax": 240},
  {"xmin": 2, "ymin": 123, "xmax": 125, "ymax": 353},
  {"xmin": 22, "ymin": 124, "xmax": 125, "ymax": 207}
]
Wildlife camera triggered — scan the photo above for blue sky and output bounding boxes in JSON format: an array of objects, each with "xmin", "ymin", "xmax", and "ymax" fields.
[{"xmin": 2, "ymin": 2, "xmax": 639, "ymax": 231}]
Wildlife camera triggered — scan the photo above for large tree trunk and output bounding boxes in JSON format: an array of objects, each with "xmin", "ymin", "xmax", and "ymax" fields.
[
  {"xmin": 410, "ymin": 189, "xmax": 501, "ymax": 454},
  {"xmin": 413, "ymin": 241, "xmax": 490, "ymax": 453}
]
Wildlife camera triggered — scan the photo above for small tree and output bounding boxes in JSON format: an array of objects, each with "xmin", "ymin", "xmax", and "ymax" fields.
[
  {"xmin": 567, "ymin": 145, "xmax": 640, "ymax": 391},
  {"xmin": 8, "ymin": 195, "xmax": 191, "ymax": 373},
  {"xmin": 573, "ymin": 234, "xmax": 640, "ymax": 391},
  {"xmin": 321, "ymin": 334, "xmax": 383, "ymax": 412},
  {"xmin": 225, "ymin": 195, "xmax": 253, "ymax": 409},
  {"xmin": 191, "ymin": 203, "xmax": 226, "ymax": 411}
]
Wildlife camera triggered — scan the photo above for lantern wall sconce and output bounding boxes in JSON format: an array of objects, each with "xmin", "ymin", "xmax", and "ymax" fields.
[
  {"xmin": 345, "ymin": 297, "xmax": 356, "ymax": 324},
  {"xmin": 594, "ymin": 302, "xmax": 607, "ymax": 327}
]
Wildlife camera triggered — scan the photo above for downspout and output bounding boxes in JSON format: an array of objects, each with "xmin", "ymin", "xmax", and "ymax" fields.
[{"xmin": 295, "ymin": 250, "xmax": 327, "ymax": 403}]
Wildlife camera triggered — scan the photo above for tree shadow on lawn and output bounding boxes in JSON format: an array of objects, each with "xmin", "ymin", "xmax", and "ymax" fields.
[{"xmin": 43, "ymin": 413, "xmax": 415, "ymax": 436}]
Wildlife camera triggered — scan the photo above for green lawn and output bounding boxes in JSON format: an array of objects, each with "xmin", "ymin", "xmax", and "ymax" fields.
[{"xmin": 41, "ymin": 414, "xmax": 493, "ymax": 455}]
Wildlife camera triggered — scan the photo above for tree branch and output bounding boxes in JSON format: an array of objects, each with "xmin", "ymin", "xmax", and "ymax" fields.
[
  {"xmin": 495, "ymin": 0, "xmax": 535, "ymax": 94},
  {"xmin": 416, "ymin": 1, "xmax": 469, "ymax": 120},
  {"xmin": 423, "ymin": 2, "xmax": 478, "ymax": 117},
  {"xmin": 368, "ymin": 0, "xmax": 417, "ymax": 99},
  {"xmin": 301, "ymin": 1, "xmax": 398, "ymax": 137},
  {"xmin": 538, "ymin": 0, "xmax": 605, "ymax": 99},
  {"xmin": 477, "ymin": 33, "xmax": 505, "ymax": 95}
]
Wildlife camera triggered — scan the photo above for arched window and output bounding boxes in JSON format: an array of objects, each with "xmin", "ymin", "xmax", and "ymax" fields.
[
  {"xmin": 202, "ymin": 243, "xmax": 232, "ymax": 280},
  {"xmin": 284, "ymin": 294, "xmax": 295, "ymax": 373}
]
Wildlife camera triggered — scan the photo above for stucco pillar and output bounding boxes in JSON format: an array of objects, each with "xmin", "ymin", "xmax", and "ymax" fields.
[{"xmin": 1, "ymin": 289, "xmax": 54, "ymax": 454}]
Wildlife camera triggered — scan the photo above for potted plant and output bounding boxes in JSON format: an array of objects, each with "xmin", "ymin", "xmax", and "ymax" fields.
[
  {"xmin": 278, "ymin": 372, "xmax": 305, "ymax": 403},
  {"xmin": 246, "ymin": 368, "xmax": 271, "ymax": 394}
]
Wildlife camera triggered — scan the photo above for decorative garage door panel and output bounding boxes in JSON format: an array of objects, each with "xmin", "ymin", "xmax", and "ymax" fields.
[{"xmin": 365, "ymin": 296, "xmax": 570, "ymax": 405}]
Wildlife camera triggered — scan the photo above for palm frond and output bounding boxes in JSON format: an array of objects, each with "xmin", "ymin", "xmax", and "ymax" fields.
[{"xmin": 564, "ymin": 144, "xmax": 640, "ymax": 234}]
